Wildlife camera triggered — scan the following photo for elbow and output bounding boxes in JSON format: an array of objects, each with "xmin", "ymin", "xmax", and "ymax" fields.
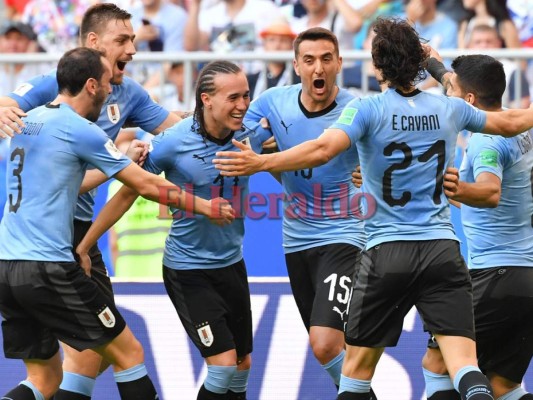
[{"xmin": 484, "ymin": 193, "xmax": 501, "ymax": 208}]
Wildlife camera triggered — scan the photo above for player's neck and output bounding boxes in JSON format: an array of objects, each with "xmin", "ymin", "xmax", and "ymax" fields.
[
  {"xmin": 300, "ymin": 85, "xmax": 339, "ymax": 113},
  {"xmin": 52, "ymin": 94, "xmax": 91, "ymax": 119}
]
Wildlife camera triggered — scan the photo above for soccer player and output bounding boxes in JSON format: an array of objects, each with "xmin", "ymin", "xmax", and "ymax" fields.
[
  {"xmin": 0, "ymin": 48, "xmax": 231, "ymax": 400},
  {"xmin": 244, "ymin": 27, "xmax": 368, "ymax": 392},
  {"xmin": 213, "ymin": 17, "xmax": 533, "ymax": 400},
  {"xmin": 422, "ymin": 53, "xmax": 533, "ymax": 400},
  {"xmin": 0, "ymin": 4, "xmax": 183, "ymax": 399},
  {"xmin": 76, "ymin": 61, "xmax": 262, "ymax": 400}
]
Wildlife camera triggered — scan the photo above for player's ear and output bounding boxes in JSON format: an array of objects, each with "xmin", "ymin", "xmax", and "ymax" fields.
[
  {"xmin": 85, "ymin": 32, "xmax": 99, "ymax": 49},
  {"xmin": 293, "ymin": 59, "xmax": 301, "ymax": 77},
  {"xmin": 86, "ymin": 77, "xmax": 98, "ymax": 96},
  {"xmin": 464, "ymin": 92, "xmax": 475, "ymax": 105}
]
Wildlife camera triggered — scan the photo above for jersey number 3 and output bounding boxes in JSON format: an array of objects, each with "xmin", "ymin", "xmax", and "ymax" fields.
[
  {"xmin": 9, "ymin": 147, "xmax": 25, "ymax": 213},
  {"xmin": 383, "ymin": 140, "xmax": 445, "ymax": 207}
]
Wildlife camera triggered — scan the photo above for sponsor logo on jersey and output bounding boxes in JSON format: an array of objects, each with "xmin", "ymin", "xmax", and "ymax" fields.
[
  {"xmin": 197, "ymin": 323, "xmax": 214, "ymax": 347},
  {"xmin": 107, "ymin": 103, "xmax": 120, "ymax": 124},
  {"xmin": 98, "ymin": 306, "xmax": 116, "ymax": 328},
  {"xmin": 105, "ymin": 139, "xmax": 123, "ymax": 160}
]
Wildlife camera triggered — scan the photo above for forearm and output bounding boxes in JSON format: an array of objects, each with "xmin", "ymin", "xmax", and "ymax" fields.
[
  {"xmin": 79, "ymin": 169, "xmax": 110, "ymax": 194},
  {"xmin": 484, "ymin": 108, "xmax": 533, "ymax": 137},
  {"xmin": 0, "ymin": 97, "xmax": 19, "ymax": 107},
  {"xmin": 426, "ymin": 57, "xmax": 451, "ymax": 91},
  {"xmin": 451, "ymin": 181, "xmax": 500, "ymax": 208},
  {"xmin": 140, "ymin": 173, "xmax": 212, "ymax": 217},
  {"xmin": 77, "ymin": 186, "xmax": 139, "ymax": 255},
  {"xmin": 261, "ymin": 140, "xmax": 332, "ymax": 173},
  {"xmin": 183, "ymin": 5, "xmax": 202, "ymax": 51}
]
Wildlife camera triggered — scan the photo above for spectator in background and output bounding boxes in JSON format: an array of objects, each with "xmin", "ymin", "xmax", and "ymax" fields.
[
  {"xmin": 343, "ymin": 22, "xmax": 383, "ymax": 95},
  {"xmin": 150, "ymin": 61, "xmax": 198, "ymax": 111},
  {"xmin": 247, "ymin": 20, "xmax": 300, "ymax": 99},
  {"xmin": 5, "ymin": 0, "xmax": 30, "ymax": 20},
  {"xmin": 467, "ymin": 24, "xmax": 530, "ymax": 108},
  {"xmin": 183, "ymin": 0, "xmax": 283, "ymax": 59},
  {"xmin": 459, "ymin": 0, "xmax": 521, "ymax": 48},
  {"xmin": 130, "ymin": 0, "xmax": 188, "ymax": 87},
  {"xmin": 351, "ymin": 0, "xmax": 404, "ymax": 50},
  {"xmin": 405, "ymin": 0, "xmax": 458, "ymax": 92},
  {"xmin": 21, "ymin": 0, "xmax": 95, "ymax": 53},
  {"xmin": 287, "ymin": 0, "xmax": 384, "ymax": 51},
  {"xmin": 0, "ymin": 22, "xmax": 50, "ymax": 94}
]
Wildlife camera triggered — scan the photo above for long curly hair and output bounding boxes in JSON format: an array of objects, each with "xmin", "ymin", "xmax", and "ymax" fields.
[{"xmin": 371, "ymin": 18, "xmax": 430, "ymax": 92}]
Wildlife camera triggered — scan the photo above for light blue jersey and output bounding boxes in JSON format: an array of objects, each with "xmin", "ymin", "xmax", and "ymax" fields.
[
  {"xmin": 8, "ymin": 72, "xmax": 169, "ymax": 221},
  {"xmin": 143, "ymin": 117, "xmax": 263, "ymax": 270},
  {"xmin": 460, "ymin": 130, "xmax": 533, "ymax": 269},
  {"xmin": 245, "ymin": 84, "xmax": 366, "ymax": 253},
  {"xmin": 0, "ymin": 104, "xmax": 131, "ymax": 261},
  {"xmin": 330, "ymin": 89, "xmax": 487, "ymax": 249}
]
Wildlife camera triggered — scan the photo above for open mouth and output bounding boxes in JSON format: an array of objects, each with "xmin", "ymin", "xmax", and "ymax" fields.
[
  {"xmin": 313, "ymin": 79, "xmax": 325, "ymax": 89},
  {"xmin": 117, "ymin": 61, "xmax": 127, "ymax": 72}
]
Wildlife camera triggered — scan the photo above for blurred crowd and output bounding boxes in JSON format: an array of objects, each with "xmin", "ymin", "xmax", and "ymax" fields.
[{"xmin": 0, "ymin": 0, "xmax": 531, "ymax": 104}]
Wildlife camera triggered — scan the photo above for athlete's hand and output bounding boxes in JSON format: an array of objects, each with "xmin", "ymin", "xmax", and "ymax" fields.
[
  {"xmin": 214, "ymin": 139, "xmax": 264, "ymax": 176},
  {"xmin": 0, "ymin": 106, "xmax": 26, "ymax": 138},
  {"xmin": 125, "ymin": 139, "xmax": 149, "ymax": 166},
  {"xmin": 77, "ymin": 249, "xmax": 92, "ymax": 277},
  {"xmin": 443, "ymin": 167, "xmax": 460, "ymax": 198},
  {"xmin": 262, "ymin": 136, "xmax": 278, "ymax": 152},
  {"xmin": 207, "ymin": 197, "xmax": 235, "ymax": 225},
  {"xmin": 352, "ymin": 165, "xmax": 363, "ymax": 188}
]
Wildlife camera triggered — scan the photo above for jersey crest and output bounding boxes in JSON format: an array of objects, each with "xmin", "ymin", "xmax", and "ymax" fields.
[
  {"xmin": 97, "ymin": 306, "xmax": 116, "ymax": 328},
  {"xmin": 107, "ymin": 103, "xmax": 121, "ymax": 124},
  {"xmin": 197, "ymin": 322, "xmax": 214, "ymax": 347}
]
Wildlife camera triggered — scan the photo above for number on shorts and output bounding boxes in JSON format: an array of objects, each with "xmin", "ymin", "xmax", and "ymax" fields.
[{"xmin": 323, "ymin": 273, "xmax": 351, "ymax": 304}]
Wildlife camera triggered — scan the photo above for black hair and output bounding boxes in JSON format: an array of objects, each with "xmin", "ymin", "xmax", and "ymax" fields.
[
  {"xmin": 371, "ymin": 18, "xmax": 430, "ymax": 91},
  {"xmin": 293, "ymin": 27, "xmax": 340, "ymax": 58},
  {"xmin": 57, "ymin": 47, "xmax": 105, "ymax": 96},
  {"xmin": 451, "ymin": 54, "xmax": 505, "ymax": 109},
  {"xmin": 80, "ymin": 3, "xmax": 131, "ymax": 44}
]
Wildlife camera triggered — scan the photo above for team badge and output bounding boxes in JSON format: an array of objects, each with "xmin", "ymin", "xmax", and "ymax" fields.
[
  {"xmin": 197, "ymin": 323, "xmax": 214, "ymax": 347},
  {"xmin": 13, "ymin": 82, "xmax": 33, "ymax": 97},
  {"xmin": 107, "ymin": 103, "xmax": 121, "ymax": 124},
  {"xmin": 98, "ymin": 306, "xmax": 116, "ymax": 328}
]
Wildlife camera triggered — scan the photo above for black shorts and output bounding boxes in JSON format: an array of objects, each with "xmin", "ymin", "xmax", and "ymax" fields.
[
  {"xmin": 163, "ymin": 260, "xmax": 253, "ymax": 358},
  {"xmin": 345, "ymin": 240, "xmax": 474, "ymax": 347},
  {"xmin": 0, "ymin": 260, "xmax": 126, "ymax": 360},
  {"xmin": 285, "ymin": 243, "xmax": 361, "ymax": 332},
  {"xmin": 73, "ymin": 219, "xmax": 114, "ymax": 302},
  {"xmin": 471, "ymin": 266, "xmax": 533, "ymax": 383}
]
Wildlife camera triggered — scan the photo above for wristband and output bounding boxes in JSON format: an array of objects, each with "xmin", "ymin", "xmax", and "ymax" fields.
[{"xmin": 426, "ymin": 57, "xmax": 450, "ymax": 84}]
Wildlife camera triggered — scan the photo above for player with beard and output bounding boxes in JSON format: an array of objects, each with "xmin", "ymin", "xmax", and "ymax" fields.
[
  {"xmin": 0, "ymin": 4, "xmax": 183, "ymax": 399},
  {"xmin": 0, "ymin": 47, "xmax": 230, "ymax": 400}
]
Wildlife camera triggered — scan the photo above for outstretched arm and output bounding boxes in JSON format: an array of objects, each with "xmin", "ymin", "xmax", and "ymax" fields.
[
  {"xmin": 76, "ymin": 163, "xmax": 235, "ymax": 272},
  {"xmin": 214, "ymin": 128, "xmax": 352, "ymax": 176}
]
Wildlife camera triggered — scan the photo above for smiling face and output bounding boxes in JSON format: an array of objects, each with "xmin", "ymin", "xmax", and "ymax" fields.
[
  {"xmin": 202, "ymin": 71, "xmax": 250, "ymax": 137},
  {"xmin": 86, "ymin": 18, "xmax": 136, "ymax": 85},
  {"xmin": 294, "ymin": 38, "xmax": 342, "ymax": 110}
]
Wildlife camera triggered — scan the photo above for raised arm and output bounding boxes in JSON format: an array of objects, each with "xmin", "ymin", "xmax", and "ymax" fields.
[
  {"xmin": 213, "ymin": 128, "xmax": 352, "ymax": 176},
  {"xmin": 0, "ymin": 97, "xmax": 26, "ymax": 137}
]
